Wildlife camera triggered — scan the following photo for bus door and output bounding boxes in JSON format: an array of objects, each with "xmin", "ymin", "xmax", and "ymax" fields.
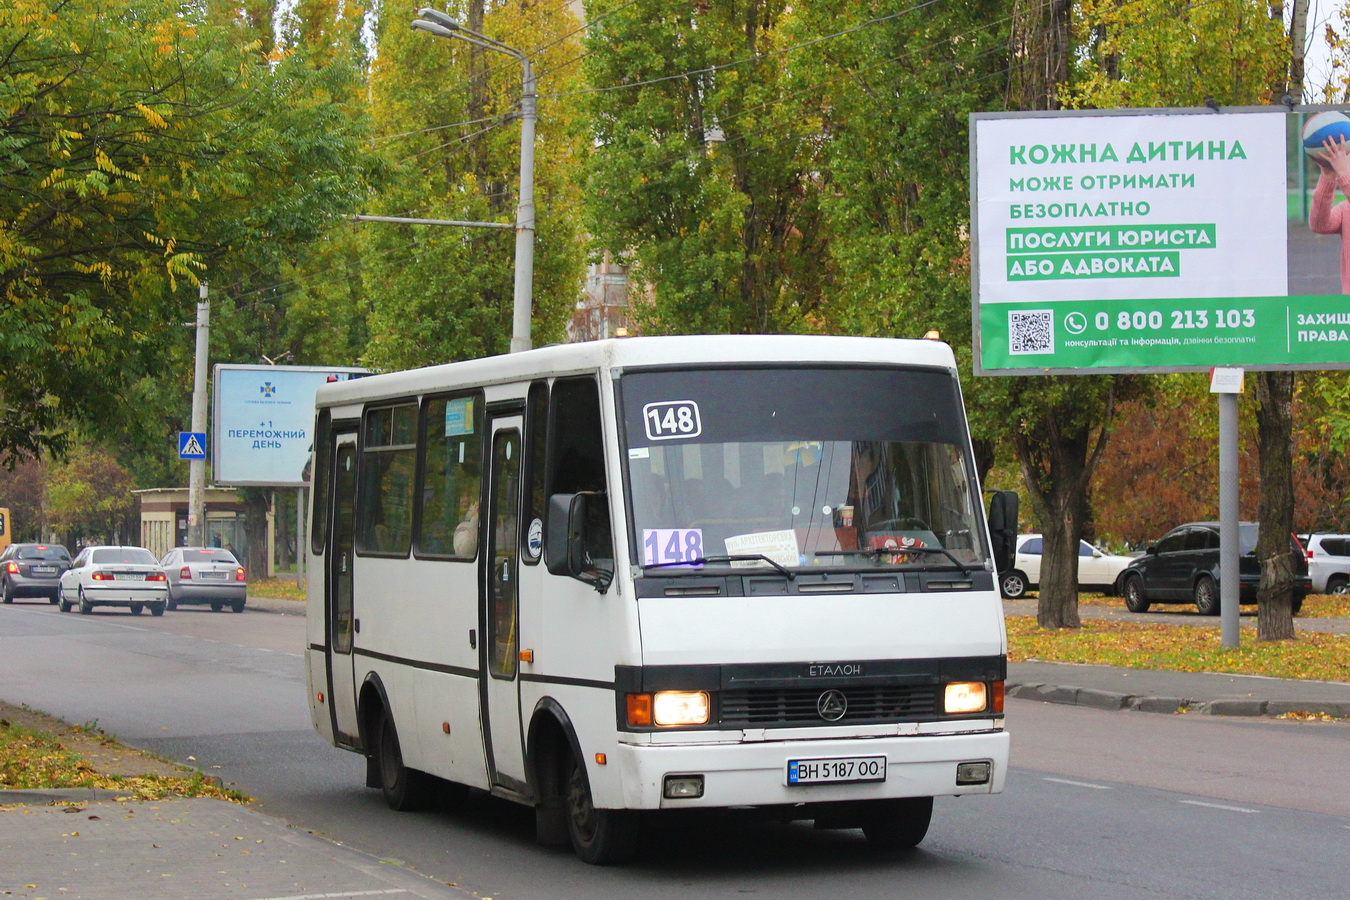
[
  {"xmin": 324, "ymin": 429, "xmax": 361, "ymax": 748},
  {"xmin": 481, "ymin": 411, "xmax": 527, "ymax": 791}
]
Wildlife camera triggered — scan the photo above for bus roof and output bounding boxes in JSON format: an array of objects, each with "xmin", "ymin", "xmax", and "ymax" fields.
[{"xmin": 315, "ymin": 335, "xmax": 957, "ymax": 409}]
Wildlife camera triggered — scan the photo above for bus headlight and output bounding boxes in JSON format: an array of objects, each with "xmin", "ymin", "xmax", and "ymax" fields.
[
  {"xmin": 653, "ymin": 691, "xmax": 710, "ymax": 726},
  {"xmin": 944, "ymin": 682, "xmax": 988, "ymax": 714}
]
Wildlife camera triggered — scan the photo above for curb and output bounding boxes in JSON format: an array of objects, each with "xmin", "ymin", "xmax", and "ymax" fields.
[
  {"xmin": 0, "ymin": 788, "xmax": 133, "ymax": 806},
  {"xmin": 1007, "ymin": 681, "xmax": 1350, "ymax": 719}
]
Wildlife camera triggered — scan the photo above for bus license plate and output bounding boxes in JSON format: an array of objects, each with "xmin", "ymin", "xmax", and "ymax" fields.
[{"xmin": 787, "ymin": 756, "xmax": 886, "ymax": 785}]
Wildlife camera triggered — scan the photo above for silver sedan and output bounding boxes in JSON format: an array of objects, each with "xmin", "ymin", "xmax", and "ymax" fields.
[
  {"xmin": 159, "ymin": 546, "xmax": 247, "ymax": 612},
  {"xmin": 58, "ymin": 546, "xmax": 168, "ymax": 616}
]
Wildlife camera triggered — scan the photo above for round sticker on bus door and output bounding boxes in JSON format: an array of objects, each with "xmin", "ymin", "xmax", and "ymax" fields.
[{"xmin": 526, "ymin": 517, "xmax": 543, "ymax": 560}]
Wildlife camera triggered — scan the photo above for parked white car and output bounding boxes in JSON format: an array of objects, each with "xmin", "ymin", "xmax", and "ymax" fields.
[
  {"xmin": 1302, "ymin": 534, "xmax": 1350, "ymax": 594},
  {"xmin": 1000, "ymin": 534, "xmax": 1135, "ymax": 600},
  {"xmin": 58, "ymin": 545, "xmax": 169, "ymax": 616}
]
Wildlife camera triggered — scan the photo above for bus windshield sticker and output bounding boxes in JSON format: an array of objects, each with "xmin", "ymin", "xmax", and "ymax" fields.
[
  {"xmin": 724, "ymin": 530, "xmax": 801, "ymax": 568},
  {"xmin": 642, "ymin": 401, "xmax": 702, "ymax": 441},
  {"xmin": 444, "ymin": 397, "xmax": 475, "ymax": 436},
  {"xmin": 628, "ymin": 447, "xmax": 651, "ymax": 459},
  {"xmin": 642, "ymin": 528, "xmax": 704, "ymax": 567}
]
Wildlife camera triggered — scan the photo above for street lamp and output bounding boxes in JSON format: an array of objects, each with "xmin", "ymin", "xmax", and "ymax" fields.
[{"xmin": 413, "ymin": 8, "xmax": 536, "ymax": 354}]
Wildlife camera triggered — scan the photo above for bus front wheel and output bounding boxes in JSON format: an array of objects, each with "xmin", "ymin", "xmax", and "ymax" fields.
[
  {"xmin": 373, "ymin": 708, "xmax": 432, "ymax": 811},
  {"xmin": 565, "ymin": 758, "xmax": 638, "ymax": 865},
  {"xmin": 860, "ymin": 796, "xmax": 933, "ymax": 850},
  {"xmin": 864, "ymin": 798, "xmax": 928, "ymax": 847}
]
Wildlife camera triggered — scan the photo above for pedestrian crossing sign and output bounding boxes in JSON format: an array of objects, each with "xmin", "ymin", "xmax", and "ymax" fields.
[{"xmin": 179, "ymin": 432, "xmax": 207, "ymax": 460}]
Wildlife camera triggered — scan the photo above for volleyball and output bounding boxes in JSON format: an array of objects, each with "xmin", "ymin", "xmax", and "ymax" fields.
[{"xmin": 1302, "ymin": 111, "xmax": 1350, "ymax": 158}]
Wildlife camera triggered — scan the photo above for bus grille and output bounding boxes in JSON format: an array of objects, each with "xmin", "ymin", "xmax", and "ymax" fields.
[{"xmin": 720, "ymin": 685, "xmax": 939, "ymax": 727}]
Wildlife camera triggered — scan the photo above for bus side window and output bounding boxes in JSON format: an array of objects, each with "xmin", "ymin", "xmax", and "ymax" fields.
[
  {"xmin": 417, "ymin": 393, "xmax": 484, "ymax": 560},
  {"xmin": 357, "ymin": 403, "xmax": 418, "ymax": 557},
  {"xmin": 522, "ymin": 381, "xmax": 549, "ymax": 564},
  {"xmin": 548, "ymin": 377, "xmax": 612, "ymax": 573}
]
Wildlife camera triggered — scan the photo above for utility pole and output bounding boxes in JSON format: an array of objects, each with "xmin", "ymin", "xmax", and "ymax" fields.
[{"xmin": 187, "ymin": 283, "xmax": 210, "ymax": 547}]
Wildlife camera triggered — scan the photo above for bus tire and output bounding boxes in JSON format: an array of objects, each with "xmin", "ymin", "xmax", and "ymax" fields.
[
  {"xmin": 373, "ymin": 708, "xmax": 432, "ymax": 811},
  {"xmin": 566, "ymin": 756, "xmax": 638, "ymax": 865},
  {"xmin": 860, "ymin": 796, "xmax": 933, "ymax": 850}
]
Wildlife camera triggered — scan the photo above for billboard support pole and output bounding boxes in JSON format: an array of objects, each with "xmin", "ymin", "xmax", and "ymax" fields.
[
  {"xmin": 188, "ymin": 284, "xmax": 210, "ymax": 548},
  {"xmin": 1214, "ymin": 368, "xmax": 1243, "ymax": 649}
]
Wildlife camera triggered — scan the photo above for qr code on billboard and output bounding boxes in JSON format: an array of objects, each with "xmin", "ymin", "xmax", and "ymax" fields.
[{"xmin": 1008, "ymin": 310, "xmax": 1054, "ymax": 355}]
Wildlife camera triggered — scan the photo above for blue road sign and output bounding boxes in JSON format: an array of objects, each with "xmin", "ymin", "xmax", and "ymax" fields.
[{"xmin": 179, "ymin": 432, "xmax": 207, "ymax": 460}]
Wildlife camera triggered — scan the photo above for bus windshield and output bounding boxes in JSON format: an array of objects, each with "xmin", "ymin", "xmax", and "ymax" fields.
[{"xmin": 619, "ymin": 365, "xmax": 988, "ymax": 574}]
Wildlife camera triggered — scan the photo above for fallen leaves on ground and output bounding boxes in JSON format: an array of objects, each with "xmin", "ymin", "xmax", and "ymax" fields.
[
  {"xmin": 1006, "ymin": 616, "xmax": 1350, "ymax": 683},
  {"xmin": 0, "ymin": 720, "xmax": 249, "ymax": 802}
]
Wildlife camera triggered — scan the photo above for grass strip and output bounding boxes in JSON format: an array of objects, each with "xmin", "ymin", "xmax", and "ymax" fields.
[
  {"xmin": 1006, "ymin": 616, "xmax": 1350, "ymax": 683},
  {"xmin": 0, "ymin": 719, "xmax": 249, "ymax": 802}
]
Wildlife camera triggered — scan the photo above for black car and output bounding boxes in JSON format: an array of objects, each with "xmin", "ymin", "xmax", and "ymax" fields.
[
  {"xmin": 0, "ymin": 543, "xmax": 74, "ymax": 604},
  {"xmin": 1118, "ymin": 522, "xmax": 1310, "ymax": 615}
]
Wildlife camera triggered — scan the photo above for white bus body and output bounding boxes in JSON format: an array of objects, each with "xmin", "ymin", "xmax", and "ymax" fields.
[{"xmin": 305, "ymin": 335, "xmax": 1011, "ymax": 864}]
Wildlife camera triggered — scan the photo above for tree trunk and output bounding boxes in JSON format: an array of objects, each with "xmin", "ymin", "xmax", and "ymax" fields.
[
  {"xmin": 1009, "ymin": 0, "xmax": 1073, "ymax": 111},
  {"xmin": 242, "ymin": 488, "xmax": 271, "ymax": 581},
  {"xmin": 1013, "ymin": 384, "xmax": 1115, "ymax": 628},
  {"xmin": 1285, "ymin": 0, "xmax": 1309, "ymax": 102},
  {"xmin": 1255, "ymin": 372, "xmax": 1296, "ymax": 641}
]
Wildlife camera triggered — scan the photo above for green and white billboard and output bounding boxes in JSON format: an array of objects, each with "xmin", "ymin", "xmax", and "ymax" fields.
[{"xmin": 971, "ymin": 106, "xmax": 1350, "ymax": 374}]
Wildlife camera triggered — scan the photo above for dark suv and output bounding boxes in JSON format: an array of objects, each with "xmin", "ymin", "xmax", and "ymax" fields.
[
  {"xmin": 1, "ymin": 543, "xmax": 74, "ymax": 604},
  {"xmin": 1118, "ymin": 522, "xmax": 1309, "ymax": 615}
]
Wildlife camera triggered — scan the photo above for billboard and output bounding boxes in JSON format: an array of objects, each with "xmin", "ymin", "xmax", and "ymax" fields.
[
  {"xmin": 212, "ymin": 365, "xmax": 366, "ymax": 486},
  {"xmin": 971, "ymin": 106, "xmax": 1350, "ymax": 374}
]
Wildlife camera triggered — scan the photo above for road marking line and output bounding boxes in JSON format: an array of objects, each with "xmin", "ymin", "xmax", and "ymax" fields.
[
  {"xmin": 1043, "ymin": 777, "xmax": 1112, "ymax": 790},
  {"xmin": 1179, "ymin": 800, "xmax": 1258, "ymax": 814},
  {"xmin": 246, "ymin": 890, "xmax": 409, "ymax": 900}
]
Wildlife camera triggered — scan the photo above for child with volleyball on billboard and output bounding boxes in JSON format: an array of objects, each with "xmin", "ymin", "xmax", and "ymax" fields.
[{"xmin": 1306, "ymin": 111, "xmax": 1350, "ymax": 292}]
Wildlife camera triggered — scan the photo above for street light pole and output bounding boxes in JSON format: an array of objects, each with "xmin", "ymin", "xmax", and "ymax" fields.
[
  {"xmin": 413, "ymin": 9, "xmax": 535, "ymax": 353},
  {"xmin": 188, "ymin": 283, "xmax": 210, "ymax": 547}
]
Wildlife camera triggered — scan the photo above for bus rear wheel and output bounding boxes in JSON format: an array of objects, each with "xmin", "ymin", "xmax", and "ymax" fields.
[
  {"xmin": 860, "ymin": 796, "xmax": 933, "ymax": 850},
  {"xmin": 373, "ymin": 708, "xmax": 432, "ymax": 811},
  {"xmin": 565, "ymin": 757, "xmax": 638, "ymax": 865}
]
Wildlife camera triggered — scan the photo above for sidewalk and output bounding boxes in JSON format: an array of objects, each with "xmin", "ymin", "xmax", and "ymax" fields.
[
  {"xmin": 1004, "ymin": 597, "xmax": 1350, "ymax": 718},
  {"xmin": 0, "ymin": 793, "xmax": 469, "ymax": 899},
  {"xmin": 1009, "ymin": 660, "xmax": 1350, "ymax": 718}
]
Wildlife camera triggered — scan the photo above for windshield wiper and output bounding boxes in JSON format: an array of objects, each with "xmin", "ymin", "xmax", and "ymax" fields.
[
  {"xmin": 643, "ymin": 554, "xmax": 797, "ymax": 580},
  {"xmin": 814, "ymin": 546, "xmax": 973, "ymax": 574}
]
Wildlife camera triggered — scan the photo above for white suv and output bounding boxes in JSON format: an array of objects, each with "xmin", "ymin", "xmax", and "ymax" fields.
[{"xmin": 1303, "ymin": 534, "xmax": 1350, "ymax": 594}]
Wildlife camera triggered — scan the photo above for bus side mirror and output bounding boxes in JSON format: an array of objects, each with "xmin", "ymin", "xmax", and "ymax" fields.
[
  {"xmin": 987, "ymin": 490, "xmax": 1019, "ymax": 574},
  {"xmin": 545, "ymin": 492, "xmax": 613, "ymax": 592}
]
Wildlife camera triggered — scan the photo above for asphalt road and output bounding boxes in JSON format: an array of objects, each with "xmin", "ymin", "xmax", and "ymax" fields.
[{"xmin": 1, "ymin": 600, "xmax": 1347, "ymax": 898}]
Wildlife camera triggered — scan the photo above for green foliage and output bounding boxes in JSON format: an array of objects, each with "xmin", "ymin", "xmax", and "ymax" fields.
[
  {"xmin": 1061, "ymin": 0, "xmax": 1286, "ymax": 109},
  {"xmin": 788, "ymin": 0, "xmax": 1008, "ymax": 343},
  {"xmin": 359, "ymin": 1, "xmax": 587, "ymax": 369},
  {"xmin": 44, "ymin": 439, "xmax": 137, "ymax": 543},
  {"xmin": 582, "ymin": 0, "xmax": 828, "ymax": 334},
  {"xmin": 0, "ymin": 0, "xmax": 376, "ymax": 466}
]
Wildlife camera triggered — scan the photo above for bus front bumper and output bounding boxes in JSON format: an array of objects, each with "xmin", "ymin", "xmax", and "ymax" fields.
[{"xmin": 611, "ymin": 729, "xmax": 1010, "ymax": 810}]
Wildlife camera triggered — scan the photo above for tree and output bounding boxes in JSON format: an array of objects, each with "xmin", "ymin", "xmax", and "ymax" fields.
[
  {"xmin": 0, "ymin": 0, "xmax": 377, "ymax": 467},
  {"xmin": 581, "ymin": 0, "xmax": 828, "ymax": 334},
  {"xmin": 45, "ymin": 441, "xmax": 137, "ymax": 546},
  {"xmin": 357, "ymin": 0, "xmax": 588, "ymax": 369},
  {"xmin": 1051, "ymin": 0, "xmax": 1288, "ymax": 634}
]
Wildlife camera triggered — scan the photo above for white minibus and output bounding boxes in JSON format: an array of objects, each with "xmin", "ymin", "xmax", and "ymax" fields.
[{"xmin": 305, "ymin": 335, "xmax": 1014, "ymax": 864}]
